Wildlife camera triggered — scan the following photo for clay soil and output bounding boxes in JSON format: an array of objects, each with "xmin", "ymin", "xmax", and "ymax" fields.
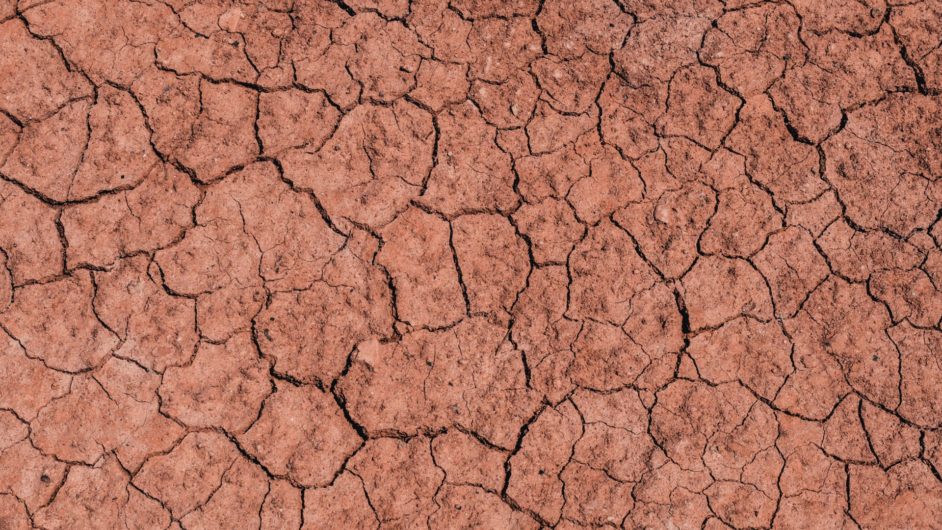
[{"xmin": 2, "ymin": 0, "xmax": 942, "ymax": 528}]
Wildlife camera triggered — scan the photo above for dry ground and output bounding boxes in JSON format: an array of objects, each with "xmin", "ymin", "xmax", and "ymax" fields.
[{"xmin": 1, "ymin": 0, "xmax": 942, "ymax": 528}]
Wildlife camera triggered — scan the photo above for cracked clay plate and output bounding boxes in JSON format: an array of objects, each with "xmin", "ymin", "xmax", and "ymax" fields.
[{"xmin": 1, "ymin": 0, "xmax": 942, "ymax": 528}]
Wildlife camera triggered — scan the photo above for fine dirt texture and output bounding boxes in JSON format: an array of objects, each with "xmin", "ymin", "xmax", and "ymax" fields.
[{"xmin": 1, "ymin": 1, "xmax": 942, "ymax": 529}]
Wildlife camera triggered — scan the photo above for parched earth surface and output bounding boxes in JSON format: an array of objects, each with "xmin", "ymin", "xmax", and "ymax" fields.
[{"xmin": 2, "ymin": 0, "xmax": 942, "ymax": 529}]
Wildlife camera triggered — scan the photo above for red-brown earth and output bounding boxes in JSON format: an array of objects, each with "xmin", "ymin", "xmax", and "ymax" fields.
[{"xmin": 1, "ymin": 0, "xmax": 942, "ymax": 528}]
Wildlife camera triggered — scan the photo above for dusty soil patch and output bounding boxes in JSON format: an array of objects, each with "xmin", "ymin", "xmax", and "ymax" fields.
[{"xmin": 1, "ymin": 0, "xmax": 942, "ymax": 528}]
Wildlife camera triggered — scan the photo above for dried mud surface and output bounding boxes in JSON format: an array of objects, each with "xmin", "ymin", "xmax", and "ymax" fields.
[{"xmin": 1, "ymin": 0, "xmax": 942, "ymax": 529}]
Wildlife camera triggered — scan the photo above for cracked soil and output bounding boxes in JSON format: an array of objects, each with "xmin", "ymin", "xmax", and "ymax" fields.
[{"xmin": 1, "ymin": 0, "xmax": 942, "ymax": 528}]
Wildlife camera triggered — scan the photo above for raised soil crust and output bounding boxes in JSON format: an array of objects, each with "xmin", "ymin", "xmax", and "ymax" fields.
[{"xmin": 1, "ymin": 0, "xmax": 942, "ymax": 528}]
